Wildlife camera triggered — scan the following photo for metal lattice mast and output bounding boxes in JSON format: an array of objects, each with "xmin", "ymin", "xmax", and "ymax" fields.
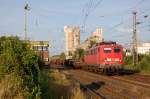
[
  {"xmin": 132, "ymin": 11, "xmax": 138, "ymax": 66},
  {"xmin": 24, "ymin": 3, "xmax": 30, "ymax": 40}
]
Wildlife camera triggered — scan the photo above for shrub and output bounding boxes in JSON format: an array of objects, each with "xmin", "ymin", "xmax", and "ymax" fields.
[
  {"xmin": 0, "ymin": 36, "xmax": 43, "ymax": 99},
  {"xmin": 124, "ymin": 55, "xmax": 133, "ymax": 66},
  {"xmin": 137, "ymin": 54, "xmax": 150, "ymax": 73},
  {"xmin": 124, "ymin": 53, "xmax": 150, "ymax": 73}
]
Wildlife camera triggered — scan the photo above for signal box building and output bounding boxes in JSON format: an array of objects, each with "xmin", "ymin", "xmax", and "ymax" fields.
[{"xmin": 30, "ymin": 41, "xmax": 49, "ymax": 65}]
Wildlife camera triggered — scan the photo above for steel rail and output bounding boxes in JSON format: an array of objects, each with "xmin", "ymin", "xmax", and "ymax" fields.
[
  {"xmin": 112, "ymin": 76, "xmax": 150, "ymax": 89},
  {"xmin": 61, "ymin": 70, "xmax": 106, "ymax": 99}
]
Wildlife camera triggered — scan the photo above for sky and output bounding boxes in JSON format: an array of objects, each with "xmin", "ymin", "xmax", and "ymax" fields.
[{"xmin": 0, "ymin": 0, "xmax": 150, "ymax": 55}]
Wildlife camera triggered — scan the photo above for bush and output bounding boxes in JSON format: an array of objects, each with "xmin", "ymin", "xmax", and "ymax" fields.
[
  {"xmin": 124, "ymin": 55, "xmax": 133, "ymax": 66},
  {"xmin": 137, "ymin": 54, "xmax": 150, "ymax": 73},
  {"xmin": 124, "ymin": 53, "xmax": 150, "ymax": 73},
  {"xmin": 0, "ymin": 36, "xmax": 43, "ymax": 99}
]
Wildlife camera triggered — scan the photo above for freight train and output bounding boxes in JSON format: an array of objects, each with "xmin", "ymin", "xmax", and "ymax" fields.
[
  {"xmin": 65, "ymin": 42, "xmax": 124, "ymax": 73},
  {"xmin": 51, "ymin": 41, "xmax": 124, "ymax": 73}
]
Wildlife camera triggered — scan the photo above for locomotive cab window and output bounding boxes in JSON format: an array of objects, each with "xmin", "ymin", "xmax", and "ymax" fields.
[
  {"xmin": 104, "ymin": 48, "xmax": 112, "ymax": 53},
  {"xmin": 114, "ymin": 48, "xmax": 120, "ymax": 53}
]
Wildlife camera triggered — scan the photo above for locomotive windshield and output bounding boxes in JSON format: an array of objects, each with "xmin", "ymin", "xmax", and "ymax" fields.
[
  {"xmin": 104, "ymin": 48, "xmax": 112, "ymax": 53},
  {"xmin": 114, "ymin": 48, "xmax": 120, "ymax": 53}
]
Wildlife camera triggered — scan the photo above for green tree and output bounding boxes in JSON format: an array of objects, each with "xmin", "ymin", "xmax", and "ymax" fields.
[
  {"xmin": 60, "ymin": 52, "xmax": 66, "ymax": 60},
  {"xmin": 73, "ymin": 48, "xmax": 85, "ymax": 62},
  {"xmin": 88, "ymin": 40, "xmax": 97, "ymax": 48}
]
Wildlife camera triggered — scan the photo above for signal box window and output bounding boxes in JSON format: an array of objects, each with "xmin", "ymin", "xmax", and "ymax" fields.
[
  {"xmin": 32, "ymin": 46, "xmax": 38, "ymax": 51},
  {"xmin": 104, "ymin": 48, "xmax": 112, "ymax": 53},
  {"xmin": 114, "ymin": 48, "xmax": 120, "ymax": 53},
  {"xmin": 43, "ymin": 46, "xmax": 48, "ymax": 51},
  {"xmin": 38, "ymin": 46, "xmax": 43, "ymax": 51}
]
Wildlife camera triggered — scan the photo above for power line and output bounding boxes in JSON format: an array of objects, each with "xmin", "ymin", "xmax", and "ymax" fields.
[
  {"xmin": 102, "ymin": 0, "xmax": 149, "ymax": 33},
  {"xmin": 135, "ymin": 13, "xmax": 150, "ymax": 30},
  {"xmin": 141, "ymin": 7, "xmax": 150, "ymax": 14},
  {"xmin": 132, "ymin": 0, "xmax": 145, "ymax": 10},
  {"xmin": 97, "ymin": 0, "xmax": 146, "ymax": 19},
  {"xmin": 104, "ymin": 16, "xmax": 133, "ymax": 33},
  {"xmin": 81, "ymin": 0, "xmax": 103, "ymax": 33},
  {"xmin": 104, "ymin": 11, "xmax": 150, "ymax": 35}
]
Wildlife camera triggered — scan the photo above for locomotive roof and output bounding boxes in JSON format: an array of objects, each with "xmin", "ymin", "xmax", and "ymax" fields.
[
  {"xmin": 87, "ymin": 41, "xmax": 122, "ymax": 50},
  {"xmin": 93, "ymin": 41, "xmax": 117, "ymax": 47},
  {"xmin": 99, "ymin": 41, "xmax": 116, "ymax": 45}
]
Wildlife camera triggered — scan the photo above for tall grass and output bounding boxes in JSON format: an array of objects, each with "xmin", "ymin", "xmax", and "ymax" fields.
[
  {"xmin": 70, "ymin": 85, "xmax": 85, "ymax": 99},
  {"xmin": 0, "ymin": 74, "xmax": 24, "ymax": 99},
  {"xmin": 47, "ymin": 69, "xmax": 85, "ymax": 99}
]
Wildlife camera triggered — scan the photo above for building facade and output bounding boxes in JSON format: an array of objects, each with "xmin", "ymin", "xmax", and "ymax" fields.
[
  {"xmin": 137, "ymin": 42, "xmax": 150, "ymax": 54},
  {"xmin": 126, "ymin": 42, "xmax": 150, "ymax": 56},
  {"xmin": 92, "ymin": 27, "xmax": 103, "ymax": 42},
  {"xmin": 79, "ymin": 27, "xmax": 103, "ymax": 50},
  {"xmin": 64, "ymin": 26, "xmax": 80, "ymax": 58},
  {"xmin": 30, "ymin": 41, "xmax": 49, "ymax": 65}
]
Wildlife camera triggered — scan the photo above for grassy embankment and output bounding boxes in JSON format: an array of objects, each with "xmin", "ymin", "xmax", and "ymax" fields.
[
  {"xmin": 0, "ymin": 36, "xmax": 85, "ymax": 99},
  {"xmin": 42, "ymin": 69, "xmax": 85, "ymax": 99}
]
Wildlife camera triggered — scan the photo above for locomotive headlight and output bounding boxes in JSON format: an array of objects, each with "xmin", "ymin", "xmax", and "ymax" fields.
[
  {"xmin": 107, "ymin": 58, "xmax": 111, "ymax": 61},
  {"xmin": 115, "ymin": 58, "xmax": 119, "ymax": 61}
]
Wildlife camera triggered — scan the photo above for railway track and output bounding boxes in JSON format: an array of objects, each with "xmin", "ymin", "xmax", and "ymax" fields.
[
  {"xmin": 62, "ymin": 70, "xmax": 129, "ymax": 99},
  {"xmin": 81, "ymin": 65, "xmax": 150, "ymax": 89},
  {"xmin": 87, "ymin": 70, "xmax": 150, "ymax": 89},
  {"xmin": 50, "ymin": 65, "xmax": 150, "ymax": 99},
  {"xmin": 72, "ymin": 78, "xmax": 106, "ymax": 99},
  {"xmin": 111, "ymin": 76, "xmax": 150, "ymax": 89},
  {"xmin": 50, "ymin": 67, "xmax": 105, "ymax": 99},
  {"xmin": 61, "ymin": 69, "xmax": 150, "ymax": 99},
  {"xmin": 61, "ymin": 71, "xmax": 106, "ymax": 99}
]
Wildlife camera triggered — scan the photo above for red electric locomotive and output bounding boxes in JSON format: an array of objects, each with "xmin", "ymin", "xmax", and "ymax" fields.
[{"xmin": 83, "ymin": 41, "xmax": 124, "ymax": 73}]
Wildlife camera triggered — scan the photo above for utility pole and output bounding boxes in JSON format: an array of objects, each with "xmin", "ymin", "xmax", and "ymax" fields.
[
  {"xmin": 24, "ymin": 2, "xmax": 30, "ymax": 40},
  {"xmin": 132, "ymin": 11, "xmax": 138, "ymax": 66}
]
